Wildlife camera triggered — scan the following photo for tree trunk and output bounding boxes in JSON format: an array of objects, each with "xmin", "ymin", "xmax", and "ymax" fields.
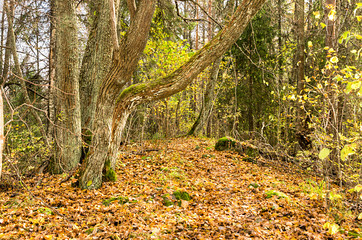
[
  {"xmin": 0, "ymin": 87, "xmax": 3, "ymax": 180},
  {"xmin": 78, "ymin": 0, "xmax": 266, "ymax": 190},
  {"xmin": 0, "ymin": 3, "xmax": 4, "ymax": 76},
  {"xmin": 294, "ymin": 0, "xmax": 306, "ymax": 148},
  {"xmin": 50, "ymin": 0, "xmax": 82, "ymax": 173},
  {"xmin": 0, "ymin": 4, "xmax": 4, "ymax": 180},
  {"xmin": 188, "ymin": 57, "xmax": 222, "ymax": 136},
  {"xmin": 79, "ymin": 0, "xmax": 116, "ymax": 131},
  {"xmin": 48, "ymin": 0, "xmax": 56, "ymax": 137},
  {"xmin": 78, "ymin": 1, "xmax": 157, "ymax": 189}
]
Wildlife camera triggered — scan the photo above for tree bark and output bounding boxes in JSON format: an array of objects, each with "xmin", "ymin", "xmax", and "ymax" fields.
[
  {"xmin": 50, "ymin": 0, "xmax": 82, "ymax": 173},
  {"xmin": 79, "ymin": 0, "xmax": 115, "ymax": 131},
  {"xmin": 188, "ymin": 57, "xmax": 221, "ymax": 136},
  {"xmin": 78, "ymin": 0, "xmax": 157, "ymax": 189},
  {"xmin": 294, "ymin": 0, "xmax": 306, "ymax": 148},
  {"xmin": 48, "ymin": 0, "xmax": 56, "ymax": 137},
  {"xmin": 0, "ymin": 87, "xmax": 3, "ymax": 180}
]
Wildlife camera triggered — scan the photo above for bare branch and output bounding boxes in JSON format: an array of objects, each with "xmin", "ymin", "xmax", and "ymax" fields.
[
  {"xmin": 176, "ymin": 0, "xmax": 222, "ymax": 28},
  {"xmin": 4, "ymin": 1, "xmax": 50, "ymax": 147}
]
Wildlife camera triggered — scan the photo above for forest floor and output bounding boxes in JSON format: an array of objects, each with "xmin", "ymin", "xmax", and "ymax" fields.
[{"xmin": 0, "ymin": 137, "xmax": 360, "ymax": 239}]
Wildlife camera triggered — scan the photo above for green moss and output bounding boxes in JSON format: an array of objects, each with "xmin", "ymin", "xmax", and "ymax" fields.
[
  {"xmin": 103, "ymin": 158, "xmax": 117, "ymax": 182},
  {"xmin": 117, "ymin": 83, "xmax": 147, "ymax": 103},
  {"xmin": 215, "ymin": 136, "xmax": 237, "ymax": 151},
  {"xmin": 162, "ymin": 194, "xmax": 174, "ymax": 207},
  {"xmin": 264, "ymin": 190, "xmax": 289, "ymax": 199},
  {"xmin": 103, "ymin": 196, "xmax": 129, "ymax": 206},
  {"xmin": 173, "ymin": 190, "xmax": 191, "ymax": 201}
]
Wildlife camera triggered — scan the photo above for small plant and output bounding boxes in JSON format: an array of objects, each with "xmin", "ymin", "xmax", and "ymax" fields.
[
  {"xmin": 37, "ymin": 207, "xmax": 53, "ymax": 215},
  {"xmin": 249, "ymin": 183, "xmax": 260, "ymax": 188},
  {"xmin": 264, "ymin": 190, "xmax": 289, "ymax": 200},
  {"xmin": 173, "ymin": 190, "xmax": 191, "ymax": 201},
  {"xmin": 103, "ymin": 196, "xmax": 129, "ymax": 206},
  {"xmin": 300, "ymin": 179, "xmax": 325, "ymax": 199},
  {"xmin": 162, "ymin": 194, "xmax": 174, "ymax": 207},
  {"xmin": 168, "ymin": 167, "xmax": 185, "ymax": 180}
]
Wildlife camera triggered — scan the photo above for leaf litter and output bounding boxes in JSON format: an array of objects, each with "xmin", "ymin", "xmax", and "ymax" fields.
[{"xmin": 0, "ymin": 137, "xmax": 359, "ymax": 239}]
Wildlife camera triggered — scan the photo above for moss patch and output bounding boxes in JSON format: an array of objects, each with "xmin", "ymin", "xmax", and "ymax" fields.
[
  {"xmin": 215, "ymin": 136, "xmax": 237, "ymax": 151},
  {"xmin": 103, "ymin": 196, "xmax": 129, "ymax": 206},
  {"xmin": 103, "ymin": 158, "xmax": 117, "ymax": 182},
  {"xmin": 173, "ymin": 190, "xmax": 191, "ymax": 201}
]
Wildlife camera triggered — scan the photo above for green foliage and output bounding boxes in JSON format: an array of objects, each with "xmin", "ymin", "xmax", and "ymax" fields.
[
  {"xmin": 162, "ymin": 190, "xmax": 191, "ymax": 207},
  {"xmin": 300, "ymin": 179, "xmax": 326, "ymax": 199},
  {"xmin": 4, "ymin": 123, "xmax": 50, "ymax": 174}
]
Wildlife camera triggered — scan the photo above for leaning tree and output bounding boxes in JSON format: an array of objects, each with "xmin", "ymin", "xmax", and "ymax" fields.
[{"xmin": 51, "ymin": 0, "xmax": 267, "ymax": 189}]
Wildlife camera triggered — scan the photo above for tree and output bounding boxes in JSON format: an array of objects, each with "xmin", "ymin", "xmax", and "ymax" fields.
[
  {"xmin": 49, "ymin": 0, "xmax": 82, "ymax": 173},
  {"xmin": 76, "ymin": 0, "xmax": 267, "ymax": 189},
  {"xmin": 294, "ymin": 0, "xmax": 307, "ymax": 149},
  {"xmin": 0, "ymin": 87, "xmax": 3, "ymax": 180},
  {"xmin": 188, "ymin": 0, "xmax": 235, "ymax": 136}
]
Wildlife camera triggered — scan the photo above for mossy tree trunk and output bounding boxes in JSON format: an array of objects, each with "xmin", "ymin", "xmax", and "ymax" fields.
[
  {"xmin": 79, "ymin": 0, "xmax": 117, "ymax": 132},
  {"xmin": 78, "ymin": 1, "xmax": 156, "ymax": 189},
  {"xmin": 78, "ymin": 0, "xmax": 267, "ymax": 189},
  {"xmin": 50, "ymin": 0, "xmax": 82, "ymax": 173}
]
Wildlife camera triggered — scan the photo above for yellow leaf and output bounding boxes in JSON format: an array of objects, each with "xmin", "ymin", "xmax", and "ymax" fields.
[
  {"xmin": 319, "ymin": 148, "xmax": 331, "ymax": 160},
  {"xmin": 354, "ymin": 184, "xmax": 362, "ymax": 192},
  {"xmin": 323, "ymin": 222, "xmax": 339, "ymax": 235},
  {"xmin": 351, "ymin": 81, "xmax": 361, "ymax": 90},
  {"xmin": 329, "ymin": 223, "xmax": 339, "ymax": 235},
  {"xmin": 328, "ymin": 10, "xmax": 337, "ymax": 21},
  {"xmin": 330, "ymin": 56, "xmax": 339, "ymax": 63},
  {"xmin": 313, "ymin": 11, "xmax": 321, "ymax": 19},
  {"xmin": 358, "ymin": 213, "xmax": 362, "ymax": 220}
]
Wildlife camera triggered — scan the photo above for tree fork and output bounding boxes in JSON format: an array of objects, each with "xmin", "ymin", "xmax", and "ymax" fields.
[{"xmin": 79, "ymin": 0, "xmax": 266, "ymax": 190}]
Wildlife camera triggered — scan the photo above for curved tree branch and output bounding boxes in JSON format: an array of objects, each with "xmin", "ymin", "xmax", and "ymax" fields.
[{"xmin": 112, "ymin": 0, "xmax": 266, "ymax": 134}]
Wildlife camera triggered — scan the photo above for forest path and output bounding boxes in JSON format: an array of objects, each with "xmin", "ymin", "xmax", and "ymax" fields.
[{"xmin": 0, "ymin": 137, "xmax": 355, "ymax": 239}]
